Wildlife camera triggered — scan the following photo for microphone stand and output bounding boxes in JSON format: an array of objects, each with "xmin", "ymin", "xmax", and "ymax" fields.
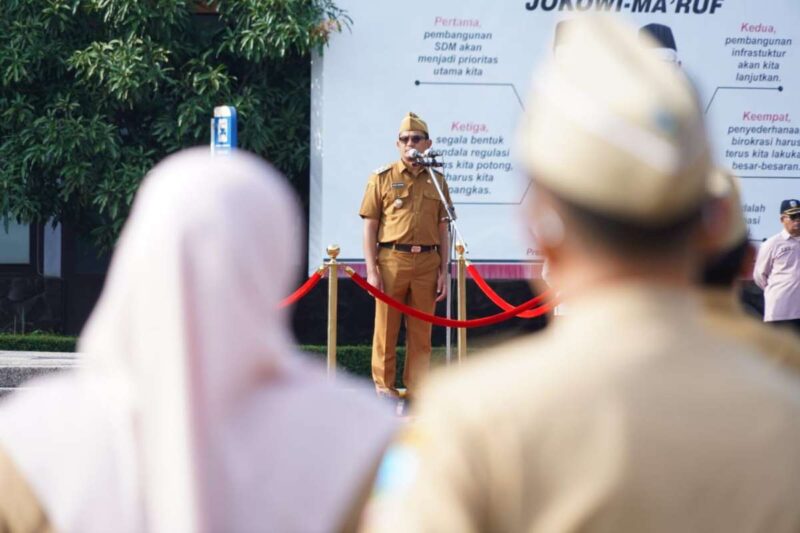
[{"xmin": 414, "ymin": 152, "xmax": 466, "ymax": 364}]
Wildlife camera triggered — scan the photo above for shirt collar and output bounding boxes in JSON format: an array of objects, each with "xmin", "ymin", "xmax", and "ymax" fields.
[
  {"xmin": 551, "ymin": 280, "xmax": 700, "ymax": 336},
  {"xmin": 701, "ymin": 287, "xmax": 740, "ymax": 316},
  {"xmin": 399, "ymin": 159, "xmax": 425, "ymax": 177}
]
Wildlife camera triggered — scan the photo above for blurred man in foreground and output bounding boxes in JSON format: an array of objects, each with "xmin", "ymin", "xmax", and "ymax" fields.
[{"xmin": 361, "ymin": 16, "xmax": 800, "ymax": 533}]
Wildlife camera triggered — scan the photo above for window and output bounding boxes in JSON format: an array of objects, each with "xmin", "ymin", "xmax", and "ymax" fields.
[{"xmin": 0, "ymin": 222, "xmax": 31, "ymax": 264}]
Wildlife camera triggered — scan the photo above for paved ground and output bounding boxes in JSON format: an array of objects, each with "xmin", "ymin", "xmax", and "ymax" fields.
[
  {"xmin": 0, "ymin": 351, "xmax": 78, "ymax": 396},
  {"xmin": 0, "ymin": 352, "xmax": 416, "ymax": 422}
]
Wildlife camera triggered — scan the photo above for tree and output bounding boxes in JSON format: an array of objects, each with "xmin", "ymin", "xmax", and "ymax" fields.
[{"xmin": 0, "ymin": 0, "xmax": 348, "ymax": 250}]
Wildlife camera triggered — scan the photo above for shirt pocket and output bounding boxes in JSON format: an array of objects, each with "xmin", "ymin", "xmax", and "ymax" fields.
[
  {"xmin": 384, "ymin": 189, "xmax": 411, "ymax": 215},
  {"xmin": 422, "ymin": 190, "xmax": 441, "ymax": 216},
  {"xmin": 774, "ymin": 245, "xmax": 797, "ymax": 269}
]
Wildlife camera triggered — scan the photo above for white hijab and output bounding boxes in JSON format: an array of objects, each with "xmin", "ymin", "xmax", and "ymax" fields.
[{"xmin": 0, "ymin": 148, "xmax": 396, "ymax": 532}]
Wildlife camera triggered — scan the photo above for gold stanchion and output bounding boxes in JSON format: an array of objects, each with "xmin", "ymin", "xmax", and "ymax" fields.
[
  {"xmin": 456, "ymin": 242, "xmax": 467, "ymax": 363},
  {"xmin": 326, "ymin": 245, "xmax": 340, "ymax": 378}
]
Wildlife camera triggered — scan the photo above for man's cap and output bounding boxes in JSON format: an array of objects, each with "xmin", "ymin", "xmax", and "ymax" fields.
[
  {"xmin": 640, "ymin": 23, "xmax": 677, "ymax": 51},
  {"xmin": 706, "ymin": 167, "xmax": 747, "ymax": 255},
  {"xmin": 781, "ymin": 199, "xmax": 800, "ymax": 216},
  {"xmin": 399, "ymin": 112, "xmax": 428, "ymax": 135},
  {"xmin": 517, "ymin": 15, "xmax": 711, "ymax": 227}
]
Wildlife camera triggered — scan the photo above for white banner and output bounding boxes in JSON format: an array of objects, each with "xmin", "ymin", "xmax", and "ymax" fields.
[{"xmin": 309, "ymin": 0, "xmax": 800, "ymax": 273}]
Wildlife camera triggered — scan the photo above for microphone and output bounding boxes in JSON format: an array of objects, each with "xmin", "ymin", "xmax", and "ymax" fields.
[
  {"xmin": 405, "ymin": 148, "xmax": 443, "ymax": 167},
  {"xmin": 423, "ymin": 149, "xmax": 443, "ymax": 158}
]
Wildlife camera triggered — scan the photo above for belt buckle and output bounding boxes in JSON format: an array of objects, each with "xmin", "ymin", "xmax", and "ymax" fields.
[{"xmin": 410, "ymin": 245, "xmax": 422, "ymax": 253}]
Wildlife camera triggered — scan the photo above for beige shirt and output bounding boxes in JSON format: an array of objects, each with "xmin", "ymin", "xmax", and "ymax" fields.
[
  {"xmin": 359, "ymin": 161, "xmax": 452, "ymax": 245},
  {"xmin": 703, "ymin": 287, "xmax": 800, "ymax": 374},
  {"xmin": 366, "ymin": 283, "xmax": 800, "ymax": 533}
]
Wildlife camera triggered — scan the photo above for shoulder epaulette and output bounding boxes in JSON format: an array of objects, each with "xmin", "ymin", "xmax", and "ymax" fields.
[{"xmin": 373, "ymin": 164, "xmax": 392, "ymax": 175}]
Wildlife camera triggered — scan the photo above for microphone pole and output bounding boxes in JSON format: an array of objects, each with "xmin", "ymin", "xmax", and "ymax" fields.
[
  {"xmin": 409, "ymin": 150, "xmax": 466, "ymax": 249},
  {"xmin": 409, "ymin": 149, "xmax": 466, "ymax": 365}
]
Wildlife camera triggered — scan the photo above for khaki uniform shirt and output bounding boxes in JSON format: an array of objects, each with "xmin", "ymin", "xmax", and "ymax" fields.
[
  {"xmin": 703, "ymin": 287, "xmax": 800, "ymax": 375},
  {"xmin": 0, "ymin": 447, "xmax": 52, "ymax": 533},
  {"xmin": 366, "ymin": 283, "xmax": 800, "ymax": 533},
  {"xmin": 359, "ymin": 161, "xmax": 452, "ymax": 245}
]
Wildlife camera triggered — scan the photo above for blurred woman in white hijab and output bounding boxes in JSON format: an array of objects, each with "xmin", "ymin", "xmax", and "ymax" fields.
[{"xmin": 0, "ymin": 148, "xmax": 397, "ymax": 533}]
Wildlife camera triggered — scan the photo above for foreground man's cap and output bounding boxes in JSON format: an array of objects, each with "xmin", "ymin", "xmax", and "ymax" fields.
[
  {"xmin": 707, "ymin": 167, "xmax": 747, "ymax": 255},
  {"xmin": 399, "ymin": 112, "xmax": 428, "ymax": 135},
  {"xmin": 518, "ymin": 15, "xmax": 711, "ymax": 226}
]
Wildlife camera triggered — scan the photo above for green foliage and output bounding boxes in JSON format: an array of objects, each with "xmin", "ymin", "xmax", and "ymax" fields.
[{"xmin": 0, "ymin": 0, "xmax": 349, "ymax": 250}]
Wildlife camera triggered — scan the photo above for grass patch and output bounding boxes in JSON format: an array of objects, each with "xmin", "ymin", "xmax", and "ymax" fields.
[
  {"xmin": 302, "ymin": 345, "xmax": 450, "ymax": 379},
  {"xmin": 0, "ymin": 334, "xmax": 77, "ymax": 353}
]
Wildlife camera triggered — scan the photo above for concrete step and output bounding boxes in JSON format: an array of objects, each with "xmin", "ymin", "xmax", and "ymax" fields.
[{"xmin": 0, "ymin": 351, "xmax": 78, "ymax": 393}]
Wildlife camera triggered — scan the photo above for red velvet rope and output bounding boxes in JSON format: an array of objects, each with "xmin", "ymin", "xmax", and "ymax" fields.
[
  {"xmin": 279, "ymin": 271, "xmax": 324, "ymax": 308},
  {"xmin": 466, "ymin": 264, "xmax": 554, "ymax": 318},
  {"xmin": 347, "ymin": 269, "xmax": 553, "ymax": 328}
]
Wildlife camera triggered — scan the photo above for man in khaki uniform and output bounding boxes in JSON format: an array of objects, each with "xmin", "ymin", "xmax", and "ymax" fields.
[
  {"xmin": 359, "ymin": 112, "xmax": 452, "ymax": 399},
  {"xmin": 702, "ymin": 167, "xmax": 800, "ymax": 373},
  {"xmin": 361, "ymin": 16, "xmax": 800, "ymax": 533}
]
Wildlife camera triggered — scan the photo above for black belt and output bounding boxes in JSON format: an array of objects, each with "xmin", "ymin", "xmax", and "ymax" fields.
[{"xmin": 379, "ymin": 243, "xmax": 439, "ymax": 253}]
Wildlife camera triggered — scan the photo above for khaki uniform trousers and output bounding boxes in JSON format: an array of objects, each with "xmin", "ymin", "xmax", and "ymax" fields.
[{"xmin": 372, "ymin": 247, "xmax": 440, "ymax": 397}]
